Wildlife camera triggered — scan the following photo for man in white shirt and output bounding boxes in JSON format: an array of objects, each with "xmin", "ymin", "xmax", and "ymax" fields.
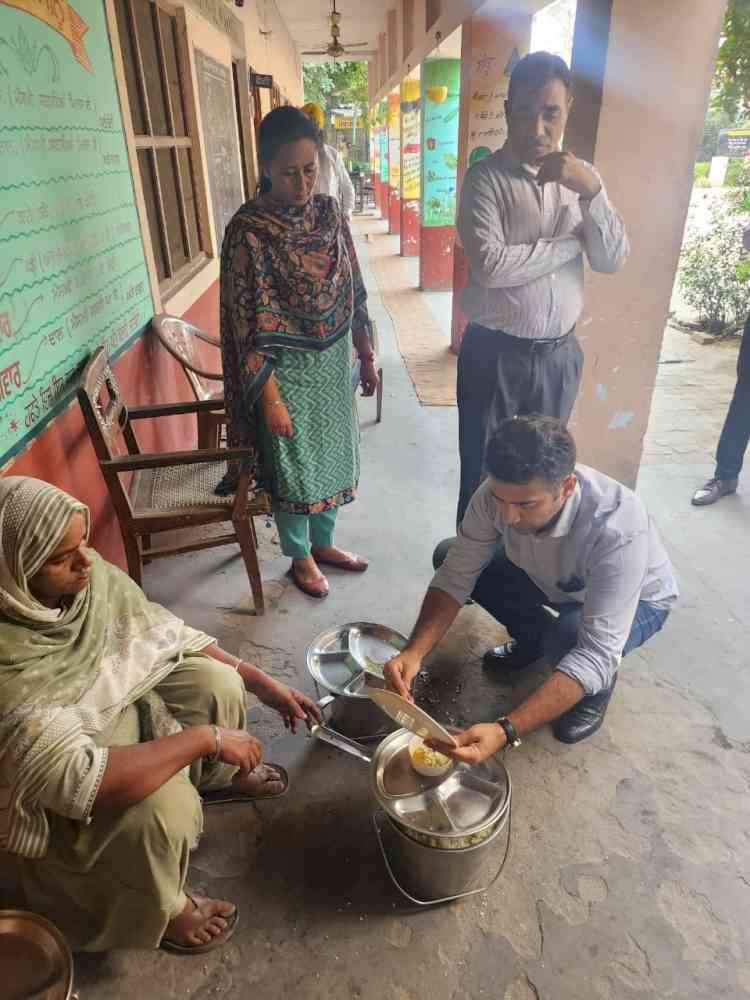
[
  {"xmin": 301, "ymin": 103, "xmax": 355, "ymax": 220},
  {"xmin": 455, "ymin": 52, "xmax": 629, "ymax": 525},
  {"xmin": 384, "ymin": 416, "xmax": 677, "ymax": 759}
]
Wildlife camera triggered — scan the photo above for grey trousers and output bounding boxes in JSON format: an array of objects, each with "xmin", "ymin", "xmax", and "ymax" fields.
[{"xmin": 457, "ymin": 323, "xmax": 583, "ymax": 524}]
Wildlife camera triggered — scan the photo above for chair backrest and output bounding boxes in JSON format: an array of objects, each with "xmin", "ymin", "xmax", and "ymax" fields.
[
  {"xmin": 151, "ymin": 314, "xmax": 223, "ymax": 401},
  {"xmin": 77, "ymin": 347, "xmax": 138, "ymax": 517}
]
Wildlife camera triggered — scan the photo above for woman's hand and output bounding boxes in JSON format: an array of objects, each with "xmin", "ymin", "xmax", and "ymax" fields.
[
  {"xmin": 264, "ymin": 399, "xmax": 293, "ymax": 437},
  {"xmin": 253, "ymin": 674, "xmax": 323, "ymax": 733},
  {"xmin": 216, "ymin": 728, "xmax": 263, "ymax": 776},
  {"xmin": 359, "ymin": 358, "xmax": 380, "ymax": 397}
]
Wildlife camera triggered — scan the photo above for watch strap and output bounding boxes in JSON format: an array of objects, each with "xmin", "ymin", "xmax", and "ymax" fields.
[{"xmin": 496, "ymin": 716, "xmax": 521, "ymax": 749}]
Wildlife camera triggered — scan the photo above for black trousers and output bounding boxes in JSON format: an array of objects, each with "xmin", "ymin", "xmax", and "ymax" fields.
[
  {"xmin": 715, "ymin": 315, "xmax": 750, "ymax": 480},
  {"xmin": 456, "ymin": 323, "xmax": 583, "ymax": 524}
]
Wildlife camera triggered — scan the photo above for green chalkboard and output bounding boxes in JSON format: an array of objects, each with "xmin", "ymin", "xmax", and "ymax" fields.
[{"xmin": 0, "ymin": 0, "xmax": 153, "ymax": 467}]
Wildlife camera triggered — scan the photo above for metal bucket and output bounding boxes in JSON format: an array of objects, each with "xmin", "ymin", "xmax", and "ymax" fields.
[
  {"xmin": 0, "ymin": 910, "xmax": 77, "ymax": 999},
  {"xmin": 374, "ymin": 808, "xmax": 511, "ymax": 905}
]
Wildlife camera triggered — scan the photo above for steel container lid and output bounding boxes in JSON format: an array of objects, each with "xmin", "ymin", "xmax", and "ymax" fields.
[
  {"xmin": 370, "ymin": 729, "xmax": 510, "ymax": 841},
  {"xmin": 306, "ymin": 622, "xmax": 407, "ymax": 699}
]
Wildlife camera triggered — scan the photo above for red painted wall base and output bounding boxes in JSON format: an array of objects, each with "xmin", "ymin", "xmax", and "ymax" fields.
[
  {"xmin": 388, "ymin": 190, "xmax": 401, "ymax": 235},
  {"xmin": 419, "ymin": 225, "xmax": 456, "ymax": 291},
  {"xmin": 400, "ymin": 200, "xmax": 420, "ymax": 256}
]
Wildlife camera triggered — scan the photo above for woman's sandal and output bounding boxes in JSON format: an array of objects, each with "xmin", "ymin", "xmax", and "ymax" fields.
[
  {"xmin": 202, "ymin": 763, "xmax": 290, "ymax": 805},
  {"xmin": 161, "ymin": 893, "xmax": 239, "ymax": 955},
  {"xmin": 287, "ymin": 563, "xmax": 329, "ymax": 599},
  {"xmin": 310, "ymin": 548, "xmax": 369, "ymax": 573}
]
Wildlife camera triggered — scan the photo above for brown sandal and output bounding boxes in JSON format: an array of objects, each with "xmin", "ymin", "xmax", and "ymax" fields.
[
  {"xmin": 287, "ymin": 563, "xmax": 329, "ymax": 599},
  {"xmin": 161, "ymin": 893, "xmax": 239, "ymax": 955},
  {"xmin": 310, "ymin": 548, "xmax": 369, "ymax": 572}
]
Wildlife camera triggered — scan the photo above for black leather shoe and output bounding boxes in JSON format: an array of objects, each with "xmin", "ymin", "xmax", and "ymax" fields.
[
  {"xmin": 553, "ymin": 675, "xmax": 618, "ymax": 744},
  {"xmin": 482, "ymin": 639, "xmax": 541, "ymax": 671}
]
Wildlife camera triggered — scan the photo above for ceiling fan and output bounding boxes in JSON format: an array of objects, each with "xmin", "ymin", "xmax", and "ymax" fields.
[{"xmin": 301, "ymin": 1, "xmax": 369, "ymax": 59}]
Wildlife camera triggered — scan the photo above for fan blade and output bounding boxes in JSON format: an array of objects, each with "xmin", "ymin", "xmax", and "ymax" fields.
[
  {"xmin": 301, "ymin": 50, "xmax": 330, "ymax": 55},
  {"xmin": 343, "ymin": 42, "xmax": 370, "ymax": 48}
]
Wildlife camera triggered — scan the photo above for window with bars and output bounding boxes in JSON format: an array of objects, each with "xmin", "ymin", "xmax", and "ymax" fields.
[{"xmin": 116, "ymin": 0, "xmax": 208, "ymax": 293}]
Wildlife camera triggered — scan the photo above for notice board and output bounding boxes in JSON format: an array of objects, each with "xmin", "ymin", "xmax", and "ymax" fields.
[
  {"xmin": 194, "ymin": 49, "xmax": 244, "ymax": 251},
  {"xmin": 0, "ymin": 0, "xmax": 153, "ymax": 467}
]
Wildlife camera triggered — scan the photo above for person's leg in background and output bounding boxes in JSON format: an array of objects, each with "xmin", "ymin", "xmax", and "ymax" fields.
[
  {"xmin": 693, "ymin": 316, "xmax": 750, "ymax": 505},
  {"xmin": 526, "ymin": 332, "xmax": 584, "ymax": 424},
  {"xmin": 310, "ymin": 506, "xmax": 369, "ymax": 574},
  {"xmin": 457, "ymin": 326, "xmax": 507, "ymax": 526},
  {"xmin": 275, "ymin": 510, "xmax": 329, "ymax": 599}
]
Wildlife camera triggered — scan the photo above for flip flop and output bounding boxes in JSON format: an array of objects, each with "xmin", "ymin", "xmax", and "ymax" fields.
[
  {"xmin": 161, "ymin": 893, "xmax": 239, "ymax": 955},
  {"xmin": 287, "ymin": 564, "xmax": 329, "ymax": 599},
  {"xmin": 201, "ymin": 763, "xmax": 290, "ymax": 805},
  {"xmin": 311, "ymin": 548, "xmax": 369, "ymax": 572}
]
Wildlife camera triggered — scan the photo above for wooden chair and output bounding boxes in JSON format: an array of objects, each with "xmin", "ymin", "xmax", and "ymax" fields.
[
  {"xmin": 77, "ymin": 347, "xmax": 270, "ymax": 614},
  {"xmin": 151, "ymin": 313, "xmax": 226, "ymax": 449}
]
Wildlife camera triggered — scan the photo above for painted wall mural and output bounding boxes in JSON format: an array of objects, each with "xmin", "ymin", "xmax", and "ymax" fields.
[
  {"xmin": 0, "ymin": 0, "xmax": 153, "ymax": 466},
  {"xmin": 421, "ymin": 58, "xmax": 460, "ymax": 228}
]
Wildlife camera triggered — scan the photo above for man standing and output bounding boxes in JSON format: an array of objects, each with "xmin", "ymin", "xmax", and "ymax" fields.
[
  {"xmin": 301, "ymin": 102, "xmax": 355, "ymax": 220},
  {"xmin": 455, "ymin": 52, "xmax": 629, "ymax": 524},
  {"xmin": 691, "ymin": 224, "xmax": 750, "ymax": 506},
  {"xmin": 384, "ymin": 417, "xmax": 677, "ymax": 754}
]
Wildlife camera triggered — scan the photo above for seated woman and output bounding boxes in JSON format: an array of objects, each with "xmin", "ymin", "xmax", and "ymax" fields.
[{"xmin": 0, "ymin": 476, "xmax": 321, "ymax": 953}]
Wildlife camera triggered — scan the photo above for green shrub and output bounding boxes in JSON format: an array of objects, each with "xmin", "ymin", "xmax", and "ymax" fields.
[
  {"xmin": 725, "ymin": 158, "xmax": 747, "ymax": 186},
  {"xmin": 679, "ymin": 203, "xmax": 749, "ymax": 333},
  {"xmin": 694, "ymin": 161, "xmax": 710, "ymax": 180}
]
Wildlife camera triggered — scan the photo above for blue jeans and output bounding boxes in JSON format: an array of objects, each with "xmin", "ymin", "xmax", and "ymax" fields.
[{"xmin": 715, "ymin": 314, "xmax": 750, "ymax": 480}]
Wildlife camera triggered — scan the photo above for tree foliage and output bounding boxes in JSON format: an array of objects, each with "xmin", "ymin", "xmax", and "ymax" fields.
[
  {"xmin": 302, "ymin": 61, "xmax": 369, "ymax": 122},
  {"xmin": 713, "ymin": 0, "xmax": 750, "ymax": 121}
]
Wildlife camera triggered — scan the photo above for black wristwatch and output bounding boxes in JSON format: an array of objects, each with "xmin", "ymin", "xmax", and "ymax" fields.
[{"xmin": 496, "ymin": 716, "xmax": 521, "ymax": 749}]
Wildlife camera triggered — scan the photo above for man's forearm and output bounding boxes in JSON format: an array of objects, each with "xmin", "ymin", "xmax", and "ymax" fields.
[
  {"xmin": 405, "ymin": 587, "xmax": 462, "ymax": 659},
  {"xmin": 506, "ymin": 670, "xmax": 585, "ymax": 738},
  {"xmin": 95, "ymin": 727, "xmax": 214, "ymax": 812}
]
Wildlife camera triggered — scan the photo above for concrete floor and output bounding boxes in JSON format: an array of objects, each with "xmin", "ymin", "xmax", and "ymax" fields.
[{"xmin": 69, "ymin": 222, "xmax": 750, "ymax": 999}]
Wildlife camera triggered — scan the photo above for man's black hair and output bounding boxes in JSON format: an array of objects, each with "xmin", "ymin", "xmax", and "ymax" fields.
[
  {"xmin": 508, "ymin": 51, "xmax": 572, "ymax": 105},
  {"xmin": 485, "ymin": 415, "xmax": 576, "ymax": 487}
]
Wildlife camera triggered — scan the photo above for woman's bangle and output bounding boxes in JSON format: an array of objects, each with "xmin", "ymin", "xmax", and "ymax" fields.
[
  {"xmin": 267, "ymin": 399, "xmax": 285, "ymax": 407},
  {"xmin": 207, "ymin": 724, "xmax": 221, "ymax": 764}
]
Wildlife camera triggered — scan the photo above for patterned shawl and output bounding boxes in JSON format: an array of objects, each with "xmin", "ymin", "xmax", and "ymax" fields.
[
  {"xmin": 0, "ymin": 477, "xmax": 213, "ymax": 858},
  {"xmin": 219, "ymin": 194, "xmax": 368, "ymax": 450}
]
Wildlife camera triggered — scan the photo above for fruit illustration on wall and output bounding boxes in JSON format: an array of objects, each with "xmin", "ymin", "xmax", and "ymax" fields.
[
  {"xmin": 427, "ymin": 85, "xmax": 448, "ymax": 103},
  {"xmin": 426, "ymin": 137, "xmax": 436, "ymax": 150}
]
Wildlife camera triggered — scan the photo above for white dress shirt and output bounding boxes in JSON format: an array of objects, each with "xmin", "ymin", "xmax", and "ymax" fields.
[
  {"xmin": 431, "ymin": 466, "xmax": 678, "ymax": 695},
  {"xmin": 456, "ymin": 145, "xmax": 629, "ymax": 339},
  {"xmin": 315, "ymin": 144, "xmax": 355, "ymax": 219}
]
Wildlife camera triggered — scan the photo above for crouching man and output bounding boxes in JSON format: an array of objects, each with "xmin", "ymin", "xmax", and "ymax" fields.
[{"xmin": 384, "ymin": 416, "xmax": 678, "ymax": 762}]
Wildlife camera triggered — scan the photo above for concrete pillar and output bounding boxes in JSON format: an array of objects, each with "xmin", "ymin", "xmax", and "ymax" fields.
[
  {"xmin": 401, "ymin": 72, "xmax": 422, "ymax": 256},
  {"xmin": 566, "ymin": 0, "xmax": 726, "ymax": 485},
  {"xmin": 387, "ymin": 90, "xmax": 402, "ymax": 235},
  {"xmin": 450, "ymin": 8, "xmax": 532, "ymax": 353},
  {"xmin": 419, "ymin": 57, "xmax": 461, "ymax": 291}
]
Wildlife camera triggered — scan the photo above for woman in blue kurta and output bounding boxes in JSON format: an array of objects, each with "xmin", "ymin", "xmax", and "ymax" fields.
[{"xmin": 219, "ymin": 107, "xmax": 379, "ymax": 599}]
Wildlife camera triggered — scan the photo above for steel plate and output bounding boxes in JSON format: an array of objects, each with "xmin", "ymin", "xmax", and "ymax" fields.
[
  {"xmin": 371, "ymin": 729, "xmax": 510, "ymax": 841},
  {"xmin": 306, "ymin": 623, "xmax": 407, "ymax": 699},
  {"xmin": 0, "ymin": 909, "xmax": 73, "ymax": 1000}
]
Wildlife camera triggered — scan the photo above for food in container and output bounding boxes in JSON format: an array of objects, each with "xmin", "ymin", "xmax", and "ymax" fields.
[{"xmin": 408, "ymin": 735, "xmax": 452, "ymax": 777}]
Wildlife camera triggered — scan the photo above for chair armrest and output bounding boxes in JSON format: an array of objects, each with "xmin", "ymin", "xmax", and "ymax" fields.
[
  {"xmin": 128, "ymin": 399, "xmax": 225, "ymax": 419},
  {"xmin": 193, "ymin": 329, "xmax": 221, "ymax": 348},
  {"xmin": 101, "ymin": 447, "xmax": 253, "ymax": 473}
]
